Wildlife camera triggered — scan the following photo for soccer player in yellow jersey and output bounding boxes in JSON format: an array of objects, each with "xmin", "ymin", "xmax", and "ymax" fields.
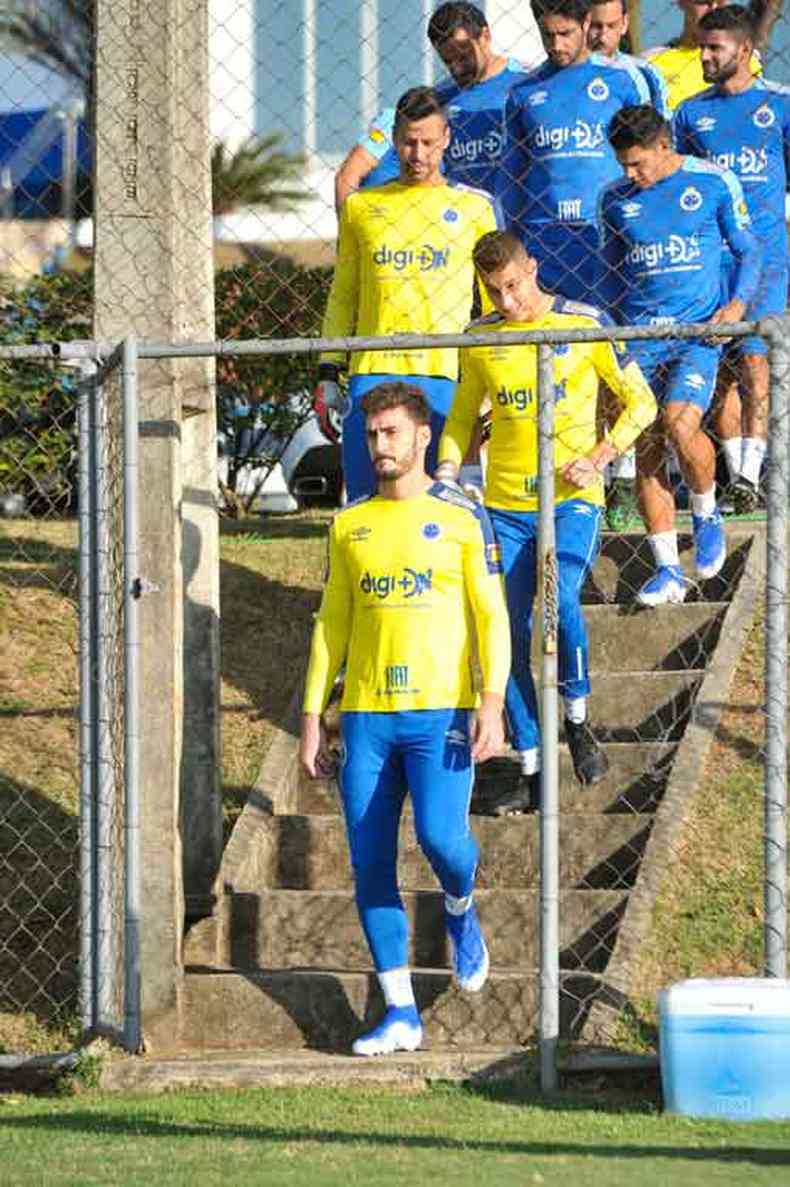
[
  {"xmin": 300, "ymin": 382, "xmax": 510, "ymax": 1056},
  {"xmin": 437, "ymin": 231, "xmax": 657, "ymax": 814},
  {"xmin": 314, "ymin": 86, "xmax": 501, "ymax": 502},
  {"xmin": 641, "ymin": 0, "xmax": 760, "ymax": 111}
]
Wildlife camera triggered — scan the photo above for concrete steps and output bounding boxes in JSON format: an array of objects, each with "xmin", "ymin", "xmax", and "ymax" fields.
[
  {"xmin": 180, "ymin": 524, "xmax": 761, "ymax": 1053},
  {"xmin": 185, "ymin": 888, "xmax": 627, "ymax": 971},
  {"xmin": 182, "ymin": 968, "xmax": 601, "ymax": 1052}
]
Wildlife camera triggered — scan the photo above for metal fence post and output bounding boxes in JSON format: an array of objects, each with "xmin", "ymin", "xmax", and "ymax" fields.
[
  {"xmin": 762, "ymin": 316, "xmax": 789, "ymax": 977},
  {"xmin": 122, "ymin": 336, "xmax": 142, "ymax": 1052},
  {"xmin": 537, "ymin": 343, "xmax": 560, "ymax": 1093},
  {"xmin": 78, "ymin": 358, "xmax": 98, "ymax": 1032},
  {"xmin": 93, "ymin": 356, "xmax": 116, "ymax": 1030}
]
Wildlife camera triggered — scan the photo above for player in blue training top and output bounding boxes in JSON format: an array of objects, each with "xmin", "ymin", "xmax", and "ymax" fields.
[
  {"xmin": 333, "ymin": 3, "xmax": 542, "ymax": 209},
  {"xmin": 589, "ymin": 0, "xmax": 669, "ymax": 116},
  {"xmin": 588, "ymin": 0, "xmax": 670, "ymax": 530},
  {"xmin": 495, "ymin": 0, "xmax": 651, "ymax": 306},
  {"xmin": 599, "ymin": 105, "xmax": 762, "ymax": 606},
  {"xmin": 675, "ymin": 4, "xmax": 790, "ymax": 513}
]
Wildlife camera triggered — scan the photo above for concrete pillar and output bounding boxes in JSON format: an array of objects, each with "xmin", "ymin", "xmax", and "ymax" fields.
[{"xmin": 94, "ymin": 0, "xmax": 221, "ymax": 1049}]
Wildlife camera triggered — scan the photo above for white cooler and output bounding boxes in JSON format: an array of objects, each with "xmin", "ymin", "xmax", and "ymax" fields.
[{"xmin": 658, "ymin": 977, "xmax": 790, "ymax": 1120}]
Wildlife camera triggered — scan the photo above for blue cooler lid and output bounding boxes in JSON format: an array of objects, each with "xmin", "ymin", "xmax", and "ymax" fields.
[{"xmin": 658, "ymin": 977, "xmax": 790, "ymax": 1017}]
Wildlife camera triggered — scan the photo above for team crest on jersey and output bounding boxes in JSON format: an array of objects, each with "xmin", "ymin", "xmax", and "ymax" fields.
[
  {"xmin": 753, "ymin": 104, "xmax": 775, "ymax": 128},
  {"xmin": 587, "ymin": 77, "xmax": 609, "ymax": 102},
  {"xmin": 622, "ymin": 201, "xmax": 642, "ymax": 219},
  {"xmin": 443, "ymin": 208, "xmax": 460, "ymax": 223},
  {"xmin": 527, "ymin": 89, "xmax": 548, "ymax": 107},
  {"xmin": 369, "ymin": 127, "xmax": 386, "ymax": 144},
  {"xmin": 553, "ymin": 343, "xmax": 570, "ymax": 356},
  {"xmin": 422, "ymin": 522, "xmax": 441, "ymax": 540},
  {"xmin": 695, "ymin": 116, "xmax": 716, "ymax": 132},
  {"xmin": 679, "ymin": 186, "xmax": 702, "ymax": 212}
]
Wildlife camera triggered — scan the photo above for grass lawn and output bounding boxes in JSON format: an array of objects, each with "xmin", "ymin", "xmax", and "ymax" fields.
[{"xmin": 1, "ymin": 1082, "xmax": 790, "ymax": 1186}]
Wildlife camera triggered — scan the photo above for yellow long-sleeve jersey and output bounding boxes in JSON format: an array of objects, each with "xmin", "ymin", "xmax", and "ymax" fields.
[
  {"xmin": 641, "ymin": 43, "xmax": 761, "ymax": 112},
  {"xmin": 439, "ymin": 300, "xmax": 658, "ymax": 513},
  {"xmin": 302, "ymin": 483, "xmax": 510, "ymax": 715},
  {"xmin": 321, "ymin": 179, "xmax": 501, "ymax": 380}
]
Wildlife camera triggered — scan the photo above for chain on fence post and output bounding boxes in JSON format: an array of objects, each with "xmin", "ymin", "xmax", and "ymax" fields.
[
  {"xmin": 537, "ymin": 341, "xmax": 560, "ymax": 1094},
  {"xmin": 121, "ymin": 335, "xmax": 142, "ymax": 1052},
  {"xmin": 763, "ymin": 315, "xmax": 789, "ymax": 978}
]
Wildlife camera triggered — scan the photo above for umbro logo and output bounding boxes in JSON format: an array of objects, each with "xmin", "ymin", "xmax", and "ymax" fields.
[
  {"xmin": 527, "ymin": 90, "xmax": 549, "ymax": 107},
  {"xmin": 695, "ymin": 116, "xmax": 716, "ymax": 131},
  {"xmin": 622, "ymin": 201, "xmax": 642, "ymax": 219},
  {"xmin": 684, "ymin": 372, "xmax": 706, "ymax": 389}
]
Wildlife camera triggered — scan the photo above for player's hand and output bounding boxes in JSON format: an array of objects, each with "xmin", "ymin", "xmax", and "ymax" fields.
[
  {"xmin": 560, "ymin": 455, "xmax": 600, "ymax": 490},
  {"xmin": 709, "ymin": 299, "xmax": 747, "ymax": 327},
  {"xmin": 313, "ymin": 364, "xmax": 344, "ymax": 443},
  {"xmin": 471, "ymin": 693, "xmax": 505, "ymax": 764},
  {"xmin": 299, "ymin": 713, "xmax": 338, "ymax": 780}
]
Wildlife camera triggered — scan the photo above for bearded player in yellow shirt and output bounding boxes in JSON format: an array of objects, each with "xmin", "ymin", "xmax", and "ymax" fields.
[
  {"xmin": 314, "ymin": 85, "xmax": 501, "ymax": 501},
  {"xmin": 437, "ymin": 231, "xmax": 657, "ymax": 814},
  {"xmin": 300, "ymin": 382, "xmax": 510, "ymax": 1056}
]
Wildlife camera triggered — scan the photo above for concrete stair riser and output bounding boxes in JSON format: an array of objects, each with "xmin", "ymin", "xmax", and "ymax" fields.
[
  {"xmin": 239, "ymin": 812, "xmax": 651, "ymax": 893},
  {"xmin": 189, "ymin": 888, "xmax": 626, "ymax": 971},
  {"xmin": 181, "ymin": 969, "xmax": 601, "ymax": 1051}
]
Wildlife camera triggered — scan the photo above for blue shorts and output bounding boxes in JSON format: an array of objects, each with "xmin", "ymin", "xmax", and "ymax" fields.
[
  {"xmin": 340, "ymin": 708, "xmax": 478, "ymax": 971},
  {"xmin": 721, "ymin": 253, "xmax": 789, "ymax": 357},
  {"xmin": 343, "ymin": 373, "xmax": 456, "ymax": 502},
  {"xmin": 630, "ymin": 340, "xmax": 721, "ymax": 412},
  {"xmin": 522, "ymin": 223, "xmax": 603, "ymax": 308}
]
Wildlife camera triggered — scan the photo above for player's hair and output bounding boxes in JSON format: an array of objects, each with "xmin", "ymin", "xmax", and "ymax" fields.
[
  {"xmin": 393, "ymin": 86, "xmax": 447, "ymax": 134},
  {"xmin": 698, "ymin": 4, "xmax": 757, "ymax": 41},
  {"xmin": 361, "ymin": 382, "xmax": 432, "ymax": 427},
  {"xmin": 473, "ymin": 231, "xmax": 530, "ymax": 275},
  {"xmin": 532, "ymin": 0, "xmax": 593, "ymax": 24},
  {"xmin": 427, "ymin": 2, "xmax": 488, "ymax": 45},
  {"xmin": 590, "ymin": 0, "xmax": 627, "ymax": 11},
  {"xmin": 608, "ymin": 104, "xmax": 670, "ymax": 150}
]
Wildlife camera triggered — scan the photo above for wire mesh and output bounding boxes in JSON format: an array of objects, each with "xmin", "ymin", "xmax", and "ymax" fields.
[{"xmin": 0, "ymin": 0, "xmax": 787, "ymax": 1062}]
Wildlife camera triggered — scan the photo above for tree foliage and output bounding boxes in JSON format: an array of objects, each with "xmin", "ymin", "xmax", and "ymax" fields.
[
  {"xmin": 211, "ymin": 136, "xmax": 311, "ymax": 216},
  {"xmin": 0, "ymin": 1, "xmax": 92, "ymax": 86}
]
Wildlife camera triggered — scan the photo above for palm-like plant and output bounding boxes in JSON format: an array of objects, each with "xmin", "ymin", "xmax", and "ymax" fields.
[
  {"xmin": 211, "ymin": 135, "xmax": 310, "ymax": 216},
  {"xmin": 0, "ymin": 1, "xmax": 92, "ymax": 86}
]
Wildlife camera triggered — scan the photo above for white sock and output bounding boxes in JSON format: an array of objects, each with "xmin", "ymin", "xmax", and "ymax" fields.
[
  {"xmin": 649, "ymin": 531, "xmax": 679, "ymax": 569},
  {"xmin": 721, "ymin": 436, "xmax": 743, "ymax": 482},
  {"xmin": 518, "ymin": 747, "xmax": 539, "ymax": 776},
  {"xmin": 565, "ymin": 696, "xmax": 587, "ymax": 724},
  {"xmin": 690, "ymin": 486, "xmax": 717, "ymax": 517},
  {"xmin": 611, "ymin": 449, "xmax": 636, "ymax": 480},
  {"xmin": 741, "ymin": 437, "xmax": 766, "ymax": 486},
  {"xmin": 444, "ymin": 891, "xmax": 473, "ymax": 917},
  {"xmin": 378, "ymin": 966, "xmax": 416, "ymax": 1009}
]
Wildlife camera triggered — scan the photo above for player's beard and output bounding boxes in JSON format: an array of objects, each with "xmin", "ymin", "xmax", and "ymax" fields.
[
  {"xmin": 703, "ymin": 56, "xmax": 739, "ymax": 85},
  {"xmin": 375, "ymin": 439, "xmax": 420, "ymax": 482}
]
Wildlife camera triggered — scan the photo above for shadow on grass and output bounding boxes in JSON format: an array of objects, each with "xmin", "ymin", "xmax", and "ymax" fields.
[{"xmin": 3, "ymin": 1110, "xmax": 790, "ymax": 1166}]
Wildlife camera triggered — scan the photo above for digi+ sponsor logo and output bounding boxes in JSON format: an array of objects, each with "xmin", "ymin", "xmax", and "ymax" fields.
[
  {"xmin": 373, "ymin": 244, "xmax": 450, "ymax": 271},
  {"xmin": 496, "ymin": 385, "xmax": 534, "ymax": 411},
  {"xmin": 534, "ymin": 120, "xmax": 605, "ymax": 153},
  {"xmin": 627, "ymin": 233, "xmax": 701, "ymax": 270},
  {"xmin": 449, "ymin": 130, "xmax": 504, "ymax": 163},
  {"xmin": 360, "ymin": 568, "xmax": 433, "ymax": 599},
  {"xmin": 710, "ymin": 147, "xmax": 767, "ymax": 178}
]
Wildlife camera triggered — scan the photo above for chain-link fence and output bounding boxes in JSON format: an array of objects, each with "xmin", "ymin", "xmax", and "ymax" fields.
[{"xmin": 0, "ymin": 0, "xmax": 788, "ymax": 1069}]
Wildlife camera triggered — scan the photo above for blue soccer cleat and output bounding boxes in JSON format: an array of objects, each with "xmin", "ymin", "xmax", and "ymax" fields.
[
  {"xmin": 693, "ymin": 508, "xmax": 726, "ymax": 579},
  {"xmin": 351, "ymin": 1005, "xmax": 423, "ymax": 1056},
  {"xmin": 445, "ymin": 901, "xmax": 489, "ymax": 993},
  {"xmin": 636, "ymin": 564, "xmax": 688, "ymax": 607}
]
